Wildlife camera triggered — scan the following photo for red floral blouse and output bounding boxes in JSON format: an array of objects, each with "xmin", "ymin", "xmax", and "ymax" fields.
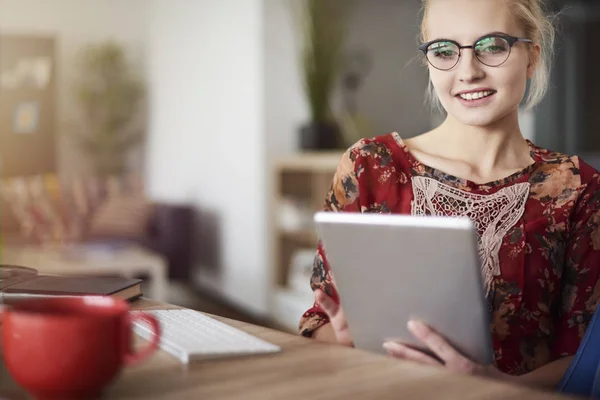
[{"xmin": 298, "ymin": 132, "xmax": 600, "ymax": 375}]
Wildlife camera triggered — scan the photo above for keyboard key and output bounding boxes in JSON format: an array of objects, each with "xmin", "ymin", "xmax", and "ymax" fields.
[{"xmin": 130, "ymin": 309, "xmax": 281, "ymax": 364}]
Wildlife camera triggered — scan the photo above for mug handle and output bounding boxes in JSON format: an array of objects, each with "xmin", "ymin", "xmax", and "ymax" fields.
[{"xmin": 125, "ymin": 312, "xmax": 161, "ymax": 366}]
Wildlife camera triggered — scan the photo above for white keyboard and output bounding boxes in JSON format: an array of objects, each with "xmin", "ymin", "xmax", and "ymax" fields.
[{"xmin": 130, "ymin": 309, "xmax": 282, "ymax": 364}]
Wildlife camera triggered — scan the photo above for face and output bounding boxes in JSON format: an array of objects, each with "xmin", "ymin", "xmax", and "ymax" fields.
[{"xmin": 424, "ymin": 0, "xmax": 539, "ymax": 127}]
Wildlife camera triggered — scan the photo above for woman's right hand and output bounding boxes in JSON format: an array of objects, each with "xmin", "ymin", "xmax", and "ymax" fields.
[{"xmin": 314, "ymin": 289, "xmax": 354, "ymax": 347}]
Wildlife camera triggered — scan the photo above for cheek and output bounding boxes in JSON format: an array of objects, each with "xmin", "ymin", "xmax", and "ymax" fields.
[
  {"xmin": 503, "ymin": 54, "xmax": 531, "ymax": 92},
  {"xmin": 428, "ymin": 70, "xmax": 452, "ymax": 97},
  {"xmin": 500, "ymin": 67, "xmax": 529, "ymax": 99}
]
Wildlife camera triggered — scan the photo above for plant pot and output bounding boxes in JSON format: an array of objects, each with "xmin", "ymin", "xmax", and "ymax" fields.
[{"xmin": 299, "ymin": 122, "xmax": 343, "ymax": 151}]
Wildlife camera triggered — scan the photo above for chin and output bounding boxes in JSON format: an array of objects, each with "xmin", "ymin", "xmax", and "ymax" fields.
[
  {"xmin": 443, "ymin": 98, "xmax": 516, "ymax": 128},
  {"xmin": 453, "ymin": 112, "xmax": 503, "ymax": 127}
]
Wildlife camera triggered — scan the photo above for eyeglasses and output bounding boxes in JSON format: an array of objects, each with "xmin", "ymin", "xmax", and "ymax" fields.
[{"xmin": 418, "ymin": 34, "xmax": 533, "ymax": 71}]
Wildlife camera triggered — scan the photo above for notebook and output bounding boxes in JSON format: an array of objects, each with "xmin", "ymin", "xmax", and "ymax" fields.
[{"xmin": 1, "ymin": 266, "xmax": 142, "ymax": 304}]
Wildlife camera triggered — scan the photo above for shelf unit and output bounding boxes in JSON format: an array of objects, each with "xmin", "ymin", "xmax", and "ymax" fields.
[{"xmin": 269, "ymin": 151, "xmax": 343, "ymax": 332}]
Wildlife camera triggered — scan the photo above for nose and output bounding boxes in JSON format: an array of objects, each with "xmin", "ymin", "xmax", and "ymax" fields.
[{"xmin": 457, "ymin": 48, "xmax": 485, "ymax": 82}]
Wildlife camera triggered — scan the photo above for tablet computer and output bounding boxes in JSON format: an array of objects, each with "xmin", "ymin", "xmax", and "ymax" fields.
[{"xmin": 314, "ymin": 211, "xmax": 494, "ymax": 365}]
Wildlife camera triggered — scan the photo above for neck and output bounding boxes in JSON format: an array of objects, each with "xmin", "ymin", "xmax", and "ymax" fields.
[{"xmin": 432, "ymin": 110, "xmax": 530, "ymax": 174}]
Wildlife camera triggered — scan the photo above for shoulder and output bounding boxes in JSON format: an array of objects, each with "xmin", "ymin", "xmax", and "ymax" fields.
[
  {"xmin": 327, "ymin": 133, "xmax": 412, "ymax": 211},
  {"xmin": 325, "ymin": 134, "xmax": 400, "ymax": 211},
  {"xmin": 529, "ymin": 142, "xmax": 600, "ymax": 208},
  {"xmin": 530, "ymin": 142, "xmax": 600, "ymax": 189},
  {"xmin": 342, "ymin": 132, "xmax": 409, "ymax": 167}
]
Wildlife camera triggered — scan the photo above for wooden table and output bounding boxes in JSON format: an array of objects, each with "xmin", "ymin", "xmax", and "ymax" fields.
[{"xmin": 0, "ymin": 298, "xmax": 577, "ymax": 400}]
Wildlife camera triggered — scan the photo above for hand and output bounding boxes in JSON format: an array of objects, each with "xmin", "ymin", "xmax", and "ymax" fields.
[
  {"xmin": 314, "ymin": 289, "xmax": 354, "ymax": 347},
  {"xmin": 383, "ymin": 320, "xmax": 514, "ymax": 382}
]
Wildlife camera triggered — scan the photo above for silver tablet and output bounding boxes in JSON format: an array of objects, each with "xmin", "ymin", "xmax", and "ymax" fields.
[{"xmin": 314, "ymin": 211, "xmax": 494, "ymax": 365}]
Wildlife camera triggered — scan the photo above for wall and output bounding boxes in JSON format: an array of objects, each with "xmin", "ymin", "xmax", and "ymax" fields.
[
  {"xmin": 0, "ymin": 0, "xmax": 149, "ymax": 175},
  {"xmin": 345, "ymin": 0, "xmax": 432, "ymax": 138},
  {"xmin": 145, "ymin": 0, "xmax": 268, "ymax": 315},
  {"xmin": 263, "ymin": 0, "xmax": 433, "ymax": 162},
  {"xmin": 263, "ymin": 0, "xmax": 433, "ymax": 152},
  {"xmin": 264, "ymin": 0, "xmax": 308, "ymax": 159}
]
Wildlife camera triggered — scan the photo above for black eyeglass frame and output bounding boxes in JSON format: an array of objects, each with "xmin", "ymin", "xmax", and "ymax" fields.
[{"xmin": 418, "ymin": 34, "xmax": 533, "ymax": 70}]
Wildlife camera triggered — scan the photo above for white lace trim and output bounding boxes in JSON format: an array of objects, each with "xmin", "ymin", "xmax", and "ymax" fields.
[{"xmin": 411, "ymin": 176, "xmax": 530, "ymax": 296}]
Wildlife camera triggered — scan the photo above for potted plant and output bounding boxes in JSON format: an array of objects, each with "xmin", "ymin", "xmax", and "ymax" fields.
[
  {"xmin": 295, "ymin": 0, "xmax": 352, "ymax": 151},
  {"xmin": 70, "ymin": 40, "xmax": 145, "ymax": 177}
]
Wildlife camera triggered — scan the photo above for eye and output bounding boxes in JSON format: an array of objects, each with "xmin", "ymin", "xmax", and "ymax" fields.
[
  {"xmin": 475, "ymin": 37, "xmax": 509, "ymax": 54},
  {"xmin": 433, "ymin": 49, "xmax": 456, "ymax": 58},
  {"xmin": 428, "ymin": 42, "xmax": 458, "ymax": 59}
]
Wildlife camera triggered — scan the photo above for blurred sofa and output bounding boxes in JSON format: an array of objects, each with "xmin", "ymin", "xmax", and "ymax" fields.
[{"xmin": 0, "ymin": 173, "xmax": 195, "ymax": 282}]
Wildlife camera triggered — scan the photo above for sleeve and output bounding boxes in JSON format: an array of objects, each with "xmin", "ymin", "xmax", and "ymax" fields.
[
  {"xmin": 552, "ymin": 169, "xmax": 600, "ymax": 358},
  {"xmin": 298, "ymin": 143, "xmax": 365, "ymax": 337}
]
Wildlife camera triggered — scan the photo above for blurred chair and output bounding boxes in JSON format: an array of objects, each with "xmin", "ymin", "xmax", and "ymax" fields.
[{"xmin": 558, "ymin": 306, "xmax": 600, "ymax": 398}]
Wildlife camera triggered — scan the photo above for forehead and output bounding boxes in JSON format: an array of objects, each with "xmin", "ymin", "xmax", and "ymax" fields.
[{"xmin": 425, "ymin": 0, "xmax": 521, "ymax": 42}]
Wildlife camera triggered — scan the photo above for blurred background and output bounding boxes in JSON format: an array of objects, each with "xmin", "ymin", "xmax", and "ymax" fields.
[{"xmin": 0, "ymin": 0, "xmax": 599, "ymax": 332}]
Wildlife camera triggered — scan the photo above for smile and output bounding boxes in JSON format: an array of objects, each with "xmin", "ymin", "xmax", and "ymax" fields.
[{"xmin": 457, "ymin": 90, "xmax": 495, "ymax": 101}]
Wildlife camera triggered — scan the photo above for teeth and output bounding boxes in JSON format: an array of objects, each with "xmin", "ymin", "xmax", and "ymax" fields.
[{"xmin": 459, "ymin": 91, "xmax": 493, "ymax": 101}]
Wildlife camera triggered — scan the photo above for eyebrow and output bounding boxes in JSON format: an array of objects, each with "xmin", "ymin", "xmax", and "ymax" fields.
[
  {"xmin": 484, "ymin": 31, "xmax": 510, "ymax": 37},
  {"xmin": 429, "ymin": 31, "xmax": 511, "ymax": 43}
]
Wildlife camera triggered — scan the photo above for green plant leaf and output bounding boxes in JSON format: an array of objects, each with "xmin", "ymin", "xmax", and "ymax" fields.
[
  {"xmin": 69, "ymin": 40, "xmax": 145, "ymax": 176},
  {"xmin": 295, "ymin": 0, "xmax": 354, "ymax": 124}
]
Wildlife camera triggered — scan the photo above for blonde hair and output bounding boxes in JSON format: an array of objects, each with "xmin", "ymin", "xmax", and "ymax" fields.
[{"xmin": 420, "ymin": 0, "xmax": 557, "ymax": 113}]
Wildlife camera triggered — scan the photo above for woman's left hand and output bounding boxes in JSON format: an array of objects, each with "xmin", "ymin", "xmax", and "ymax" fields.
[{"xmin": 383, "ymin": 320, "xmax": 514, "ymax": 383}]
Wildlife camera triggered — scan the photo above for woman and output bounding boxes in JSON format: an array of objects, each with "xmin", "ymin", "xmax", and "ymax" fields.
[{"xmin": 298, "ymin": 0, "xmax": 600, "ymax": 390}]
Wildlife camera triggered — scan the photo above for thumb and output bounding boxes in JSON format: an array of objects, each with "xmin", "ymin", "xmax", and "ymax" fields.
[{"xmin": 315, "ymin": 289, "xmax": 340, "ymax": 319}]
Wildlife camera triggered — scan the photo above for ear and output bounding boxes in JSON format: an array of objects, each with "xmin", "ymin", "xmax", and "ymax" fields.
[{"xmin": 527, "ymin": 44, "xmax": 541, "ymax": 79}]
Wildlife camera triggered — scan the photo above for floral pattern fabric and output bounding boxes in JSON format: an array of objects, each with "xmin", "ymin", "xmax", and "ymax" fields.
[{"xmin": 298, "ymin": 132, "xmax": 600, "ymax": 376}]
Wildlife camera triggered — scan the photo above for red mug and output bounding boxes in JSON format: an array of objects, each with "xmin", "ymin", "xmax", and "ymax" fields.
[{"xmin": 1, "ymin": 296, "xmax": 161, "ymax": 400}]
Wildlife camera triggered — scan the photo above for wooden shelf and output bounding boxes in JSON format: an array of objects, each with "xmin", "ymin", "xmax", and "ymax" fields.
[
  {"xmin": 278, "ymin": 228, "xmax": 317, "ymax": 243},
  {"xmin": 269, "ymin": 152, "xmax": 340, "ymax": 302}
]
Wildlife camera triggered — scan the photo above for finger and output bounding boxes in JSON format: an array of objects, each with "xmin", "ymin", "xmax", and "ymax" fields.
[
  {"xmin": 408, "ymin": 320, "xmax": 471, "ymax": 368},
  {"xmin": 315, "ymin": 289, "xmax": 351, "ymax": 338},
  {"xmin": 383, "ymin": 342, "xmax": 441, "ymax": 366},
  {"xmin": 315, "ymin": 289, "xmax": 340, "ymax": 319}
]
